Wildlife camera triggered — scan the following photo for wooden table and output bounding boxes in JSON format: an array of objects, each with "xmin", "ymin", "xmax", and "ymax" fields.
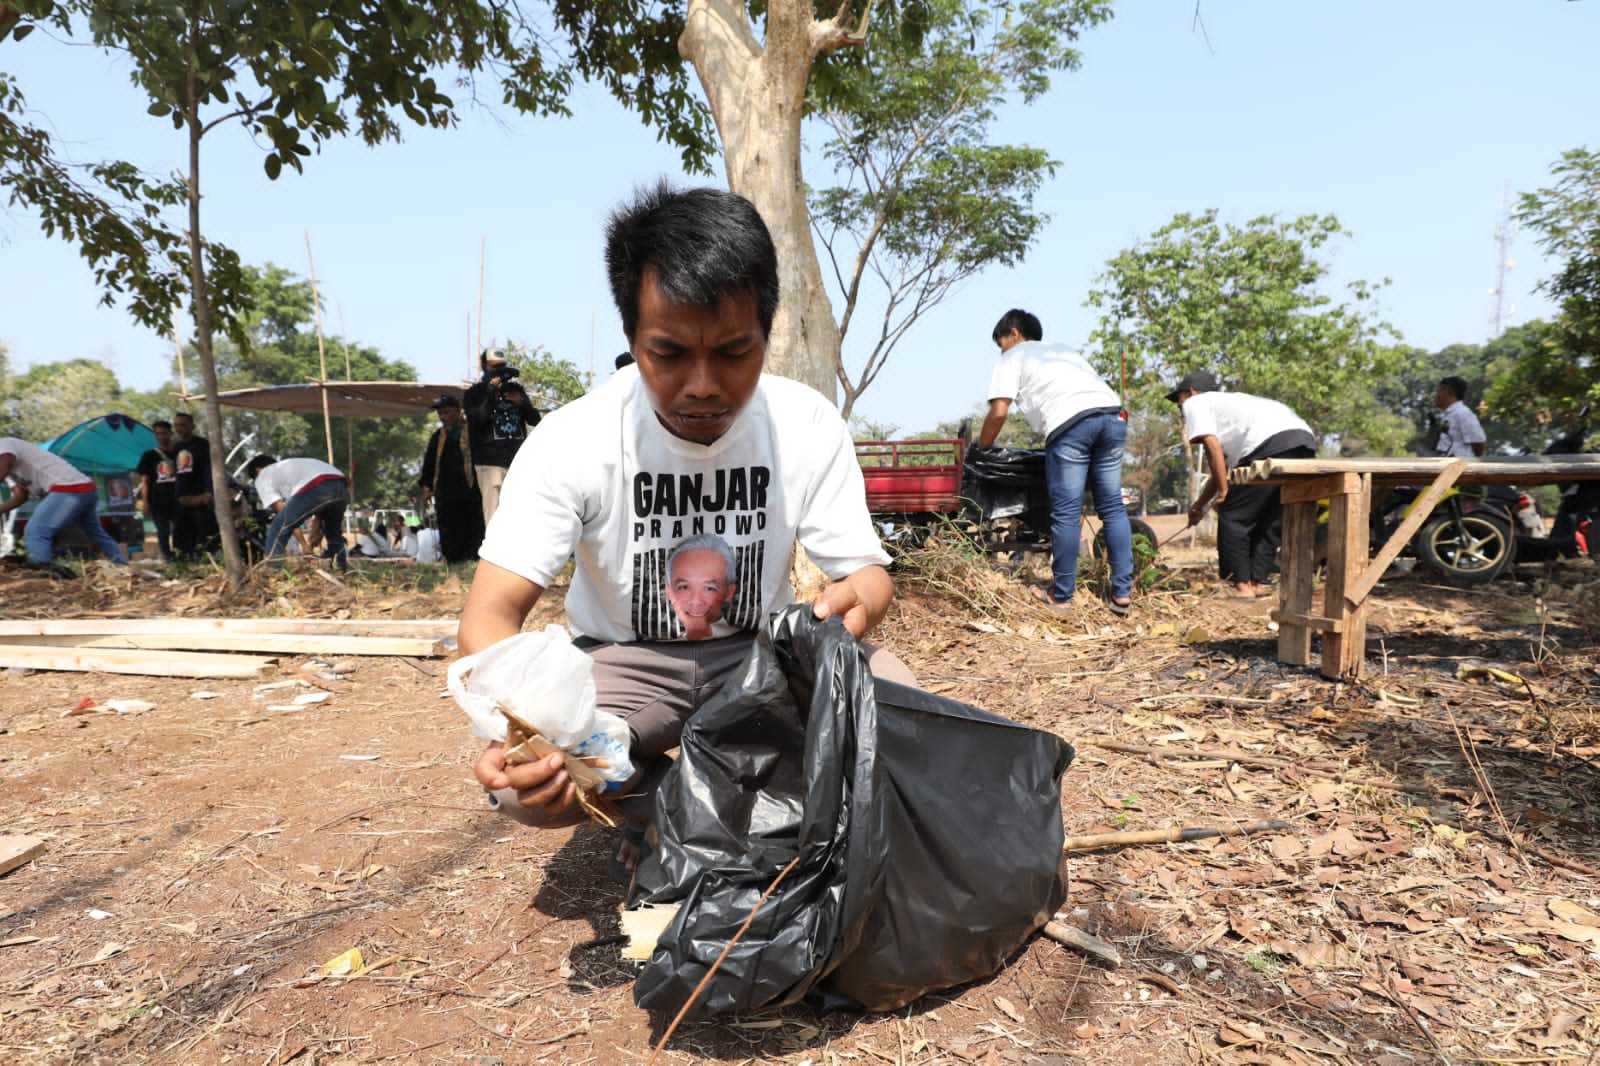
[{"xmin": 1228, "ymin": 455, "xmax": 1600, "ymax": 679}]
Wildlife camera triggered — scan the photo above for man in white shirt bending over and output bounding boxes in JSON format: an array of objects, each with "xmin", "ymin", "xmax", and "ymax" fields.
[
  {"xmin": 244, "ymin": 455, "xmax": 350, "ymax": 569},
  {"xmin": 978, "ymin": 309, "xmax": 1133, "ymax": 615},
  {"xmin": 0, "ymin": 437, "xmax": 128, "ymax": 568},
  {"xmin": 1434, "ymin": 376, "xmax": 1487, "ymax": 458},
  {"xmin": 1168, "ymin": 371, "xmax": 1316, "ymax": 599}
]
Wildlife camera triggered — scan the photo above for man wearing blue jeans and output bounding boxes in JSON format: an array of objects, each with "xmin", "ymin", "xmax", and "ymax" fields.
[
  {"xmin": 244, "ymin": 455, "xmax": 350, "ymax": 568},
  {"xmin": 977, "ymin": 310, "xmax": 1133, "ymax": 614},
  {"xmin": 0, "ymin": 437, "xmax": 128, "ymax": 569}
]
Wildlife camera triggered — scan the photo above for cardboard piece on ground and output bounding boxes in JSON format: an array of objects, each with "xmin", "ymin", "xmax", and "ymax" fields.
[
  {"xmin": 0, "ymin": 644, "xmax": 272, "ymax": 679},
  {"xmin": 620, "ymin": 902, "xmax": 682, "ymax": 961},
  {"xmin": 10, "ymin": 633, "xmax": 445, "ymax": 658},
  {"xmin": 0, "ymin": 835, "xmax": 46, "ymax": 878}
]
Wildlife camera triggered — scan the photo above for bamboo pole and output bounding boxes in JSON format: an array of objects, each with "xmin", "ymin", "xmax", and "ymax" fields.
[
  {"xmin": 475, "ymin": 236, "xmax": 486, "ymax": 360},
  {"xmin": 342, "ymin": 308, "xmax": 355, "ymax": 497},
  {"xmin": 172, "ymin": 323, "xmax": 189, "ymax": 403},
  {"xmin": 304, "ymin": 232, "xmax": 335, "ymax": 465}
]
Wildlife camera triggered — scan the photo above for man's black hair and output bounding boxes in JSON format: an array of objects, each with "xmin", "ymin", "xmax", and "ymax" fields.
[
  {"xmin": 615, "ymin": 351, "xmax": 635, "ymax": 370},
  {"xmin": 173, "ymin": 410, "xmax": 194, "ymax": 421},
  {"xmin": 244, "ymin": 455, "xmax": 277, "ymax": 477},
  {"xmin": 992, "ymin": 309, "xmax": 1043, "ymax": 343},
  {"xmin": 151, "ymin": 419, "xmax": 172, "ymax": 431},
  {"xmin": 605, "ymin": 181, "xmax": 779, "ymax": 340},
  {"xmin": 1439, "ymin": 376, "xmax": 1469, "ymax": 403}
]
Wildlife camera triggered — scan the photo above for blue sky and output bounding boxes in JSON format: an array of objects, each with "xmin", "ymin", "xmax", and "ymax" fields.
[{"xmin": 2, "ymin": 1, "xmax": 1596, "ymax": 435}]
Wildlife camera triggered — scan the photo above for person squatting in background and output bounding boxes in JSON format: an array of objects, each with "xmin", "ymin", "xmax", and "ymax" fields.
[{"xmin": 245, "ymin": 455, "xmax": 350, "ymax": 569}]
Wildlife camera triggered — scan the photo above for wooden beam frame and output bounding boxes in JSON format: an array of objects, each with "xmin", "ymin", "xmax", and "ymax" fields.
[
  {"xmin": 1344, "ymin": 460, "xmax": 1467, "ymax": 609},
  {"xmin": 0, "ymin": 644, "xmax": 273, "ymax": 678},
  {"xmin": 0, "ymin": 618, "xmax": 455, "ymax": 639}
]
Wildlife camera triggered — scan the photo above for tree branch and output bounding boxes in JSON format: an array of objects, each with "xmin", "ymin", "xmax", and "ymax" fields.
[{"xmin": 810, "ymin": 0, "xmax": 875, "ymax": 55}]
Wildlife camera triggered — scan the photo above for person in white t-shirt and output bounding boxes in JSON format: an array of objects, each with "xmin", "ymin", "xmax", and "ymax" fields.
[
  {"xmin": 1168, "ymin": 371, "xmax": 1316, "ymax": 598},
  {"xmin": 0, "ymin": 437, "xmax": 128, "ymax": 568},
  {"xmin": 978, "ymin": 309, "xmax": 1133, "ymax": 615},
  {"xmin": 460, "ymin": 182, "xmax": 915, "ymax": 847},
  {"xmin": 244, "ymin": 455, "xmax": 350, "ymax": 569},
  {"xmin": 1434, "ymin": 376, "xmax": 1487, "ymax": 458}
]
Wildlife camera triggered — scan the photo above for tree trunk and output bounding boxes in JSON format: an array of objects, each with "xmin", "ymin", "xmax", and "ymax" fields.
[
  {"xmin": 185, "ymin": 22, "xmax": 245, "ymax": 591},
  {"xmin": 679, "ymin": 0, "xmax": 840, "ymax": 403}
]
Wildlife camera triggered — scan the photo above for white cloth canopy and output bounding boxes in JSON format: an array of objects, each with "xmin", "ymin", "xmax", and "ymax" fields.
[{"xmin": 208, "ymin": 381, "xmax": 464, "ymax": 418}]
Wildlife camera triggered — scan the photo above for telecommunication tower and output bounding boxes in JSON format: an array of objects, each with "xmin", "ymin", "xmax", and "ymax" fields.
[{"xmin": 1488, "ymin": 180, "xmax": 1516, "ymax": 338}]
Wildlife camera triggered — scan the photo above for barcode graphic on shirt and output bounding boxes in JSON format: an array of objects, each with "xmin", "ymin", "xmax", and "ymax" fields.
[
  {"xmin": 723, "ymin": 541, "xmax": 765, "ymax": 632},
  {"xmin": 630, "ymin": 541, "xmax": 766, "ymax": 640},
  {"xmin": 631, "ymin": 548, "xmax": 685, "ymax": 641}
]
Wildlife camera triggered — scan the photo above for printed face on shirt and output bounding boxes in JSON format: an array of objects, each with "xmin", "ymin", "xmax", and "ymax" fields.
[
  {"xmin": 176, "ymin": 449, "xmax": 194, "ymax": 473},
  {"xmin": 666, "ymin": 545, "xmax": 733, "ymax": 640},
  {"xmin": 632, "ymin": 267, "xmax": 765, "ymax": 446},
  {"xmin": 156, "ymin": 459, "xmax": 176, "ymax": 484}
]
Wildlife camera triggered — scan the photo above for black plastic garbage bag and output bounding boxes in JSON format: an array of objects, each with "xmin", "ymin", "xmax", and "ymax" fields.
[
  {"xmin": 962, "ymin": 446, "xmax": 1050, "ymax": 528},
  {"xmin": 631, "ymin": 606, "xmax": 1073, "ymax": 1020}
]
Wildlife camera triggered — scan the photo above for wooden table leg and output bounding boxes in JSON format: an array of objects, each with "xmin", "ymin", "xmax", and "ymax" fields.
[
  {"xmin": 1321, "ymin": 474, "xmax": 1372, "ymax": 679},
  {"xmin": 1276, "ymin": 500, "xmax": 1315, "ymax": 666}
]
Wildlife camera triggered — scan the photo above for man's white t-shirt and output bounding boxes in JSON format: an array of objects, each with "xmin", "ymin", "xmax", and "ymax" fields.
[
  {"xmin": 0, "ymin": 438, "xmax": 93, "ymax": 492},
  {"xmin": 255, "ymin": 458, "xmax": 345, "ymax": 508},
  {"xmin": 1436, "ymin": 400, "xmax": 1487, "ymax": 458},
  {"xmin": 1181, "ymin": 392, "xmax": 1315, "ymax": 469},
  {"xmin": 987, "ymin": 342, "xmax": 1121, "ymax": 440},
  {"xmin": 479, "ymin": 373, "xmax": 890, "ymax": 643}
]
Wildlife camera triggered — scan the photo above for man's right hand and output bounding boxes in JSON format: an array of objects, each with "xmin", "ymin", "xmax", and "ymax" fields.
[{"xmin": 473, "ymin": 743, "xmax": 577, "ymax": 815}]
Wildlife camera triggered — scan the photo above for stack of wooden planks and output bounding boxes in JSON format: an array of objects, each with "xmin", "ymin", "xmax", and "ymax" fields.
[{"xmin": 0, "ymin": 618, "xmax": 456, "ymax": 678}]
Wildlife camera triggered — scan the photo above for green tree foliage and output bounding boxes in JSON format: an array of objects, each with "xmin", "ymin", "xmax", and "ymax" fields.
[
  {"xmin": 206, "ymin": 265, "xmax": 432, "ymax": 506},
  {"xmin": 809, "ymin": 0, "xmax": 1111, "ymax": 417},
  {"xmin": 1502, "ymin": 147, "xmax": 1600, "ymax": 416},
  {"xmin": 0, "ymin": 358, "xmax": 124, "ymax": 441},
  {"xmin": 1086, "ymin": 211, "xmax": 1408, "ymax": 456}
]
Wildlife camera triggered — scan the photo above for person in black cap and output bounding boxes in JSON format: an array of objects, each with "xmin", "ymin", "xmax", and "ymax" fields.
[
  {"xmin": 418, "ymin": 394, "xmax": 484, "ymax": 563},
  {"xmin": 464, "ymin": 349, "xmax": 541, "ymax": 527},
  {"xmin": 1168, "ymin": 371, "xmax": 1316, "ymax": 598}
]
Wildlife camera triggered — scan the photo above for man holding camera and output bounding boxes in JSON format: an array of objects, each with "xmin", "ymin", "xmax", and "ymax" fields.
[{"xmin": 464, "ymin": 350, "xmax": 542, "ymax": 525}]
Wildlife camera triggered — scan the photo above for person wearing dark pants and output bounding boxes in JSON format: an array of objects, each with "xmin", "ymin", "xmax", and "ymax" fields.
[
  {"xmin": 136, "ymin": 419, "xmax": 179, "ymax": 561},
  {"xmin": 245, "ymin": 455, "xmax": 350, "ymax": 568},
  {"xmin": 978, "ymin": 308, "xmax": 1133, "ymax": 614},
  {"xmin": 170, "ymin": 411, "xmax": 216, "ymax": 559},
  {"xmin": 418, "ymin": 395, "xmax": 484, "ymax": 563},
  {"xmin": 1169, "ymin": 371, "xmax": 1317, "ymax": 598}
]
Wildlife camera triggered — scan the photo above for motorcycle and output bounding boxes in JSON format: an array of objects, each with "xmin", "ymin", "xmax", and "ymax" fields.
[
  {"xmin": 961, "ymin": 444, "xmax": 1159, "ymax": 563},
  {"xmin": 1499, "ymin": 407, "xmax": 1599, "ymax": 564}
]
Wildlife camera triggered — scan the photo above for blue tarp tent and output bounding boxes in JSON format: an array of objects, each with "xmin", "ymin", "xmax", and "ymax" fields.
[{"xmin": 42, "ymin": 413, "xmax": 155, "ymax": 477}]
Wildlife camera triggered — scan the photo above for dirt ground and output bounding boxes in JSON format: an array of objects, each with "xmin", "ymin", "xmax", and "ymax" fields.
[{"xmin": 2, "ymin": 551, "xmax": 1598, "ymax": 1065}]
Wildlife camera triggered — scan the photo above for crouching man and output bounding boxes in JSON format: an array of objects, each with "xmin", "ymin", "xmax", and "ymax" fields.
[
  {"xmin": 245, "ymin": 455, "xmax": 351, "ymax": 569},
  {"xmin": 459, "ymin": 182, "xmax": 915, "ymax": 861}
]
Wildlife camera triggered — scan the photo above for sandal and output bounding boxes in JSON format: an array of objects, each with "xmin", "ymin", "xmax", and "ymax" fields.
[
  {"xmin": 1107, "ymin": 597, "xmax": 1132, "ymax": 617},
  {"xmin": 1029, "ymin": 587, "xmax": 1072, "ymax": 615}
]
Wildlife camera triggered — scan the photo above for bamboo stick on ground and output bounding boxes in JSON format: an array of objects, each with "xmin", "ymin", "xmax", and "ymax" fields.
[
  {"xmin": 1063, "ymin": 819, "xmax": 1291, "ymax": 853},
  {"xmin": 1042, "ymin": 920, "xmax": 1121, "ymax": 966}
]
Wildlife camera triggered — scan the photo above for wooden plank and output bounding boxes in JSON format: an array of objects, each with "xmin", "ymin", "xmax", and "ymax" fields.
[
  {"xmin": 1270, "ymin": 609, "xmax": 1344, "ymax": 634},
  {"xmin": 1280, "ymin": 473, "xmax": 1362, "ymax": 504},
  {"xmin": 10, "ymin": 633, "xmax": 445, "ymax": 657},
  {"xmin": 0, "ymin": 644, "xmax": 271, "ymax": 679},
  {"xmin": 1345, "ymin": 460, "xmax": 1466, "ymax": 608},
  {"xmin": 0, "ymin": 835, "xmax": 46, "ymax": 878},
  {"xmin": 1233, "ymin": 454, "xmax": 1600, "ymax": 487},
  {"xmin": 1275, "ymin": 502, "xmax": 1317, "ymax": 665},
  {"xmin": 0, "ymin": 618, "xmax": 455, "ymax": 639},
  {"xmin": 1319, "ymin": 474, "xmax": 1371, "ymax": 680}
]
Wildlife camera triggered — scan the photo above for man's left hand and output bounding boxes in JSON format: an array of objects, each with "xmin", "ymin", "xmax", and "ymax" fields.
[{"xmin": 811, "ymin": 564, "xmax": 894, "ymax": 639}]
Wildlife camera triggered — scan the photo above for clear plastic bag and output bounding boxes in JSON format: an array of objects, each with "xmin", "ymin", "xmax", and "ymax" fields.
[{"xmin": 447, "ymin": 625, "xmax": 634, "ymax": 786}]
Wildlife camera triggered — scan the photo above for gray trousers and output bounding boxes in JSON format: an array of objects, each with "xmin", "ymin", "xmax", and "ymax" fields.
[{"xmin": 488, "ymin": 633, "xmax": 916, "ymax": 828}]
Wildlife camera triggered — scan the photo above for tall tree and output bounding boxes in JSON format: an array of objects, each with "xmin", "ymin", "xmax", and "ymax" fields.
[
  {"xmin": 0, "ymin": 358, "xmax": 124, "ymax": 441},
  {"xmin": 3, "ymin": 0, "xmax": 714, "ymax": 587},
  {"xmin": 1503, "ymin": 147, "xmax": 1600, "ymax": 415},
  {"xmin": 679, "ymin": 0, "xmax": 1109, "ymax": 400},
  {"xmin": 809, "ymin": 0, "xmax": 1107, "ymax": 416}
]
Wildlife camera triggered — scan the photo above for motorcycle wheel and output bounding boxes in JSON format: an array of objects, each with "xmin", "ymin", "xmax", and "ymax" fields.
[
  {"xmin": 1417, "ymin": 511, "xmax": 1515, "ymax": 585},
  {"xmin": 1093, "ymin": 518, "xmax": 1159, "ymax": 561}
]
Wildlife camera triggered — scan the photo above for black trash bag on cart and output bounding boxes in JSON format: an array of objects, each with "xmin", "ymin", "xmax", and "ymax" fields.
[
  {"xmin": 962, "ymin": 446, "xmax": 1050, "ymax": 528},
  {"xmin": 631, "ymin": 605, "xmax": 1073, "ymax": 1020}
]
